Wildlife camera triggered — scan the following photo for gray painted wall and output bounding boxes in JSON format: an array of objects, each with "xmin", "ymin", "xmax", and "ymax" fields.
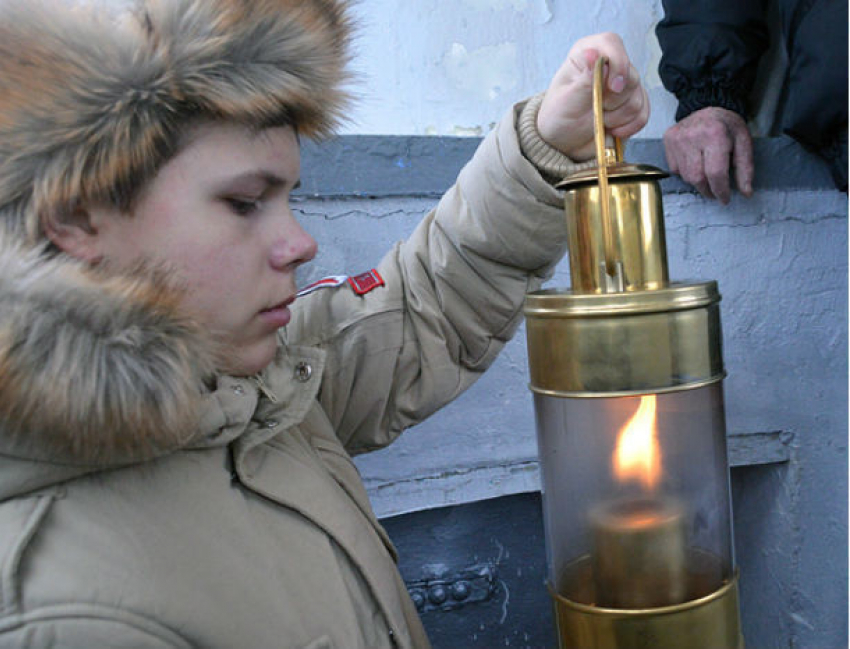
[{"xmin": 292, "ymin": 135, "xmax": 847, "ymax": 647}]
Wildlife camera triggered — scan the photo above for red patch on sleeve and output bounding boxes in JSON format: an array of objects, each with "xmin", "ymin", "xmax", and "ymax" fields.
[{"xmin": 348, "ymin": 269, "xmax": 384, "ymax": 295}]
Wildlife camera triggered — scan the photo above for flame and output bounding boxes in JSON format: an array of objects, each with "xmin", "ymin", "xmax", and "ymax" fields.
[{"xmin": 613, "ymin": 395, "xmax": 661, "ymax": 490}]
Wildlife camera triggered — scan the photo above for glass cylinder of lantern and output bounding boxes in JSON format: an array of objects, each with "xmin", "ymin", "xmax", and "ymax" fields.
[
  {"xmin": 536, "ymin": 387, "xmax": 733, "ymax": 608},
  {"xmin": 524, "ymin": 284, "xmax": 744, "ymax": 649}
]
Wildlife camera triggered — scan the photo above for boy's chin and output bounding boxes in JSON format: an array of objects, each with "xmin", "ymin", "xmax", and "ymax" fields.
[{"xmin": 222, "ymin": 338, "xmax": 279, "ymax": 378}]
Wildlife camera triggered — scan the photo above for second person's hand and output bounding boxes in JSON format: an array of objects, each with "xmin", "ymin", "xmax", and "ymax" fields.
[{"xmin": 663, "ymin": 106, "xmax": 755, "ymax": 204}]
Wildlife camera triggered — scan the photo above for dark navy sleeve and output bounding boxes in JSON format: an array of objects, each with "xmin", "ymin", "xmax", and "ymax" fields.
[{"xmin": 656, "ymin": 0, "xmax": 770, "ymax": 121}]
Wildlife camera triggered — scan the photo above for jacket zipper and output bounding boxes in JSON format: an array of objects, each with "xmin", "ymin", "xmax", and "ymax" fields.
[{"xmin": 252, "ymin": 375, "xmax": 279, "ymax": 403}]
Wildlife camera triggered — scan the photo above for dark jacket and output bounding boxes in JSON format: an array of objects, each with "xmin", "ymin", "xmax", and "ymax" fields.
[{"xmin": 656, "ymin": 0, "xmax": 848, "ymax": 190}]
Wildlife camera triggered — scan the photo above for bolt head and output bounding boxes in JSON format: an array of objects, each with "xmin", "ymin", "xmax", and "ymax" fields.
[
  {"xmin": 451, "ymin": 581, "xmax": 471, "ymax": 600},
  {"xmin": 428, "ymin": 585, "xmax": 448, "ymax": 605}
]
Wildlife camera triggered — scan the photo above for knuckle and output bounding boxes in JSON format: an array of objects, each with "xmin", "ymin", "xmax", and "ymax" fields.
[
  {"xmin": 682, "ymin": 167, "xmax": 705, "ymax": 185},
  {"xmin": 702, "ymin": 121, "xmax": 729, "ymax": 140},
  {"xmin": 706, "ymin": 167, "xmax": 726, "ymax": 185}
]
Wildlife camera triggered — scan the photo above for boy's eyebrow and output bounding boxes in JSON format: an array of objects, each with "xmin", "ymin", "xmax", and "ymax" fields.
[{"xmin": 216, "ymin": 170, "xmax": 298, "ymax": 190}]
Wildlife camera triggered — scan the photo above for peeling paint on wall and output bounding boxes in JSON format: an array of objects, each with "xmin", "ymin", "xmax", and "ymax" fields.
[
  {"xmin": 451, "ymin": 125, "xmax": 485, "ymax": 137},
  {"xmin": 460, "ymin": 0, "xmax": 528, "ymax": 11},
  {"xmin": 543, "ymin": 0, "xmax": 553, "ymax": 23},
  {"xmin": 344, "ymin": 0, "xmax": 679, "ymax": 136},
  {"xmin": 644, "ymin": 26, "xmax": 664, "ymax": 89},
  {"xmin": 458, "ymin": 0, "xmax": 554, "ymax": 23},
  {"xmin": 442, "ymin": 42, "xmax": 519, "ymax": 102}
]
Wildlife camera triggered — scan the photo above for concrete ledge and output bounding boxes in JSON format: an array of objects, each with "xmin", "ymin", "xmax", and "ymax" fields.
[
  {"xmin": 366, "ymin": 430, "xmax": 793, "ymax": 519},
  {"xmin": 296, "ymin": 136, "xmax": 836, "ymax": 198}
]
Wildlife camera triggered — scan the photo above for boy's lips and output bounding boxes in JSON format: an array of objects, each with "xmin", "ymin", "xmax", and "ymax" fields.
[{"xmin": 259, "ymin": 297, "xmax": 294, "ymax": 327}]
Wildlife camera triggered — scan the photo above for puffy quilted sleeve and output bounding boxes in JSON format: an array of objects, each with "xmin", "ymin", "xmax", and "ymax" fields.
[{"xmin": 288, "ymin": 100, "xmax": 569, "ymax": 454}]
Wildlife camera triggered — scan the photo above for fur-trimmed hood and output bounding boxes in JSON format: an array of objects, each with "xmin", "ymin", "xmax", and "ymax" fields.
[
  {"xmin": 0, "ymin": 230, "xmax": 218, "ymax": 476},
  {"xmin": 0, "ymin": 0, "xmax": 353, "ymax": 498},
  {"xmin": 0, "ymin": 0, "xmax": 353, "ymax": 241}
]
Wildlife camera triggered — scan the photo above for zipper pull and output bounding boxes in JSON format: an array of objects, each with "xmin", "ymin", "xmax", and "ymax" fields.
[{"xmin": 252, "ymin": 375, "xmax": 279, "ymax": 403}]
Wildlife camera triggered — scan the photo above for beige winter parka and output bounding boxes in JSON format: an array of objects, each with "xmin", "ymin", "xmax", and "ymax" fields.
[{"xmin": 0, "ymin": 103, "xmax": 568, "ymax": 649}]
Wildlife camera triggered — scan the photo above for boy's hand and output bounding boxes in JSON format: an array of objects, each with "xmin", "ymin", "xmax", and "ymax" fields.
[{"xmin": 537, "ymin": 32, "xmax": 649, "ymax": 162}]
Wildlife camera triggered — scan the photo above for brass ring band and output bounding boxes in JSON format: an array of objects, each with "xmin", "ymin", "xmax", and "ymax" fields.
[
  {"xmin": 549, "ymin": 571, "xmax": 744, "ymax": 649},
  {"xmin": 524, "ymin": 281, "xmax": 724, "ymax": 394},
  {"xmin": 528, "ymin": 373, "xmax": 725, "ymax": 399}
]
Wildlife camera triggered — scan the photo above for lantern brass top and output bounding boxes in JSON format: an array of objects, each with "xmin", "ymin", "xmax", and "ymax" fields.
[
  {"xmin": 556, "ymin": 162, "xmax": 668, "ymax": 192},
  {"xmin": 523, "ymin": 60, "xmax": 725, "ymax": 395},
  {"xmin": 555, "ymin": 57, "xmax": 670, "ymax": 294}
]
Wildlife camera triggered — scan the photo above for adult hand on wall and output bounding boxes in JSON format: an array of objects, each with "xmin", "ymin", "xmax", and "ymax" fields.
[
  {"xmin": 663, "ymin": 107, "xmax": 755, "ymax": 204},
  {"xmin": 536, "ymin": 32, "xmax": 649, "ymax": 162}
]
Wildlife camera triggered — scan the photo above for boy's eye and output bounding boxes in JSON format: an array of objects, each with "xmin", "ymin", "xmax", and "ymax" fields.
[{"xmin": 225, "ymin": 197, "xmax": 261, "ymax": 216}]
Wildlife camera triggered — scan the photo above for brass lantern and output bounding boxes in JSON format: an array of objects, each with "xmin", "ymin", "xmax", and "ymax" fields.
[{"xmin": 524, "ymin": 58, "xmax": 744, "ymax": 648}]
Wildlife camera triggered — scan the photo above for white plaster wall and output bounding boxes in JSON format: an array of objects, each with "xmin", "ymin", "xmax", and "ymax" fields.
[
  {"xmin": 296, "ymin": 188, "xmax": 848, "ymax": 521},
  {"xmin": 343, "ymin": 0, "xmax": 677, "ymax": 138}
]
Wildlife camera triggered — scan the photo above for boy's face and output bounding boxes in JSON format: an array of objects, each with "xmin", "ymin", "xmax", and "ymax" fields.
[{"xmin": 87, "ymin": 123, "xmax": 316, "ymax": 376}]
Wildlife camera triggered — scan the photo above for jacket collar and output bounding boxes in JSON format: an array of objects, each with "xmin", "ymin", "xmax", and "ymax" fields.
[
  {"xmin": 0, "ymin": 230, "xmax": 215, "ymax": 467},
  {"xmin": 0, "ymin": 228, "xmax": 318, "ymax": 498}
]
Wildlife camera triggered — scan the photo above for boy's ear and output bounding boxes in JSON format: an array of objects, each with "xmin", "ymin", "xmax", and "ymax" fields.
[{"xmin": 42, "ymin": 206, "xmax": 104, "ymax": 263}]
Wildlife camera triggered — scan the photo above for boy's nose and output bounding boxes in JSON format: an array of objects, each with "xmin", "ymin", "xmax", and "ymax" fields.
[{"xmin": 269, "ymin": 221, "xmax": 318, "ymax": 271}]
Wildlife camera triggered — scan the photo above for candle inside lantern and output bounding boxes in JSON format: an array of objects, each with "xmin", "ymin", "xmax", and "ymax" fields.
[
  {"xmin": 590, "ymin": 394, "xmax": 689, "ymax": 608},
  {"xmin": 590, "ymin": 496, "xmax": 687, "ymax": 608}
]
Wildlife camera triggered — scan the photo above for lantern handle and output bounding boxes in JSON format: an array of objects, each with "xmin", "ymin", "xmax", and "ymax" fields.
[{"xmin": 592, "ymin": 56, "xmax": 622, "ymax": 279}]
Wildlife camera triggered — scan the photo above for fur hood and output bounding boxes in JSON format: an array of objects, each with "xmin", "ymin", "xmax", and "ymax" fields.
[
  {"xmin": 0, "ymin": 229, "xmax": 217, "ymax": 469},
  {"xmin": 0, "ymin": 0, "xmax": 353, "ymax": 241},
  {"xmin": 0, "ymin": 0, "xmax": 353, "ymax": 487}
]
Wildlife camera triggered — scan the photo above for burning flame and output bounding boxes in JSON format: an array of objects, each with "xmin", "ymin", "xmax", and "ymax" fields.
[{"xmin": 613, "ymin": 395, "xmax": 661, "ymax": 490}]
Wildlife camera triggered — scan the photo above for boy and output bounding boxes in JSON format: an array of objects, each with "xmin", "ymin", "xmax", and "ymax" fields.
[{"xmin": 0, "ymin": 0, "xmax": 647, "ymax": 647}]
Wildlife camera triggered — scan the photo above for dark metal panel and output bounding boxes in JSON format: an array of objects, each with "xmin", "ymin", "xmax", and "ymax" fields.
[
  {"xmin": 382, "ymin": 492, "xmax": 556, "ymax": 649},
  {"xmin": 385, "ymin": 465, "xmax": 798, "ymax": 649}
]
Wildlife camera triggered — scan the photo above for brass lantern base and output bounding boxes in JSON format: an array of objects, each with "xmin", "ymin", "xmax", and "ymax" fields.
[{"xmin": 550, "ymin": 571, "xmax": 744, "ymax": 649}]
